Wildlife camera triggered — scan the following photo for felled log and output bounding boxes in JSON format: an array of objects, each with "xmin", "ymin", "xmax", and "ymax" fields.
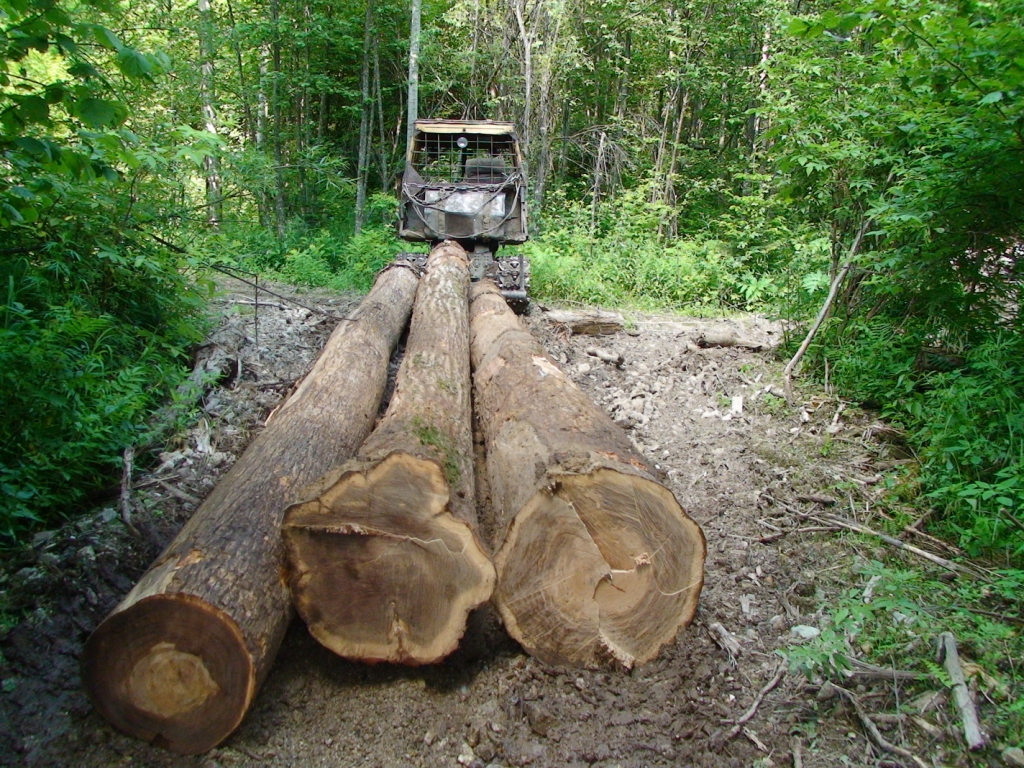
[
  {"xmin": 545, "ymin": 307, "xmax": 624, "ymax": 335},
  {"xmin": 471, "ymin": 281, "xmax": 706, "ymax": 668},
  {"xmin": 585, "ymin": 345, "xmax": 625, "ymax": 367},
  {"xmin": 282, "ymin": 242, "xmax": 494, "ymax": 665},
  {"xmin": 82, "ymin": 262, "xmax": 420, "ymax": 755},
  {"xmin": 696, "ymin": 327, "xmax": 764, "ymax": 351}
]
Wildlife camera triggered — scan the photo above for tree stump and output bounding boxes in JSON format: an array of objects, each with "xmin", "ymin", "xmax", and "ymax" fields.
[
  {"xmin": 282, "ymin": 241, "xmax": 494, "ymax": 665},
  {"xmin": 471, "ymin": 281, "xmax": 706, "ymax": 668},
  {"xmin": 82, "ymin": 263, "xmax": 420, "ymax": 754}
]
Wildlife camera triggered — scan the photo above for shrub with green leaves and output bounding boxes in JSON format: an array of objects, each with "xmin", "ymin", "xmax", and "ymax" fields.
[{"xmin": 1, "ymin": 0, "xmax": 208, "ymax": 541}]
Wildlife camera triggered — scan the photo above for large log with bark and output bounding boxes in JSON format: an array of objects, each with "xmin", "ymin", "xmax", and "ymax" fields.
[
  {"xmin": 282, "ymin": 242, "xmax": 494, "ymax": 665},
  {"xmin": 471, "ymin": 281, "xmax": 706, "ymax": 668},
  {"xmin": 82, "ymin": 263, "xmax": 420, "ymax": 755}
]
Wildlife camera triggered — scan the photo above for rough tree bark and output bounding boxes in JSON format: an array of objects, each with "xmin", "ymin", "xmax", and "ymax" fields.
[
  {"xmin": 82, "ymin": 263, "xmax": 420, "ymax": 755},
  {"xmin": 471, "ymin": 281, "xmax": 706, "ymax": 669},
  {"xmin": 282, "ymin": 242, "xmax": 494, "ymax": 665}
]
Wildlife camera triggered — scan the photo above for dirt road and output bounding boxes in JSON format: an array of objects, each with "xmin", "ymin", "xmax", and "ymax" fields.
[{"xmin": 0, "ymin": 281, "xmax": 942, "ymax": 767}]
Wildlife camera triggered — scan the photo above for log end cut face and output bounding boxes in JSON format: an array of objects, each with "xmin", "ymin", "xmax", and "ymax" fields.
[
  {"xmin": 282, "ymin": 453, "xmax": 495, "ymax": 665},
  {"xmin": 494, "ymin": 468, "xmax": 706, "ymax": 669},
  {"xmin": 81, "ymin": 594, "xmax": 254, "ymax": 755}
]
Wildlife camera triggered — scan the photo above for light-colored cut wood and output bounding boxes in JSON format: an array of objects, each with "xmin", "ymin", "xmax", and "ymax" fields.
[
  {"xmin": 471, "ymin": 281, "xmax": 705, "ymax": 668},
  {"xmin": 544, "ymin": 308, "xmax": 624, "ymax": 335},
  {"xmin": 282, "ymin": 242, "xmax": 494, "ymax": 665}
]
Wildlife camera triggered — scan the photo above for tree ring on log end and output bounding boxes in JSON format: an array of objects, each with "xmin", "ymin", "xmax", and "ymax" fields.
[
  {"xmin": 82, "ymin": 594, "xmax": 253, "ymax": 755},
  {"xmin": 283, "ymin": 452, "xmax": 495, "ymax": 665},
  {"xmin": 494, "ymin": 468, "xmax": 706, "ymax": 669}
]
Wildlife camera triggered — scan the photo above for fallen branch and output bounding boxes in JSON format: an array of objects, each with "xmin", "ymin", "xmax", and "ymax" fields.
[
  {"xmin": 715, "ymin": 663, "xmax": 786, "ymax": 743},
  {"xmin": 156, "ymin": 479, "xmax": 202, "ymax": 506},
  {"xmin": 783, "ymin": 219, "xmax": 872, "ymax": 403},
  {"xmin": 833, "ymin": 684, "xmax": 928, "ymax": 768},
  {"xmin": 585, "ymin": 346, "xmax": 625, "ymax": 367},
  {"xmin": 816, "ymin": 513, "xmax": 990, "ymax": 581},
  {"xmin": 759, "ymin": 525, "xmax": 839, "ymax": 544},
  {"xmin": 791, "ymin": 735, "xmax": 803, "ymax": 768},
  {"xmin": 696, "ymin": 329, "xmax": 764, "ymax": 351},
  {"xmin": 844, "ymin": 658, "xmax": 922, "ymax": 682},
  {"xmin": 708, "ymin": 621, "xmax": 742, "ymax": 662},
  {"xmin": 119, "ymin": 446, "xmax": 140, "ymax": 537},
  {"xmin": 939, "ymin": 632, "xmax": 987, "ymax": 750}
]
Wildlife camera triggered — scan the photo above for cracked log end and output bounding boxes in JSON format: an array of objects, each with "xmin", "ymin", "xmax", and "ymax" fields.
[
  {"xmin": 282, "ymin": 452, "xmax": 495, "ymax": 665},
  {"xmin": 82, "ymin": 594, "xmax": 254, "ymax": 755},
  {"xmin": 494, "ymin": 468, "xmax": 706, "ymax": 669}
]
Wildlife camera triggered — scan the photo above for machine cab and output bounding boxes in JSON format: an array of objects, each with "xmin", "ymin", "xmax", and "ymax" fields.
[{"xmin": 399, "ymin": 120, "xmax": 529, "ymax": 249}]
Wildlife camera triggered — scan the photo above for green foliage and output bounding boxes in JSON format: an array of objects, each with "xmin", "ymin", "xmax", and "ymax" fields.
[
  {"xmin": 527, "ymin": 184, "xmax": 829, "ymax": 312},
  {"xmin": 0, "ymin": 0, "xmax": 208, "ymax": 542},
  {"xmin": 785, "ymin": 559, "xmax": 1024, "ymax": 741},
  {"xmin": 810, "ymin": 324, "xmax": 1024, "ymax": 557},
  {"xmin": 206, "ymin": 222, "xmax": 408, "ymax": 294},
  {"xmin": 413, "ymin": 422, "xmax": 460, "ymax": 485}
]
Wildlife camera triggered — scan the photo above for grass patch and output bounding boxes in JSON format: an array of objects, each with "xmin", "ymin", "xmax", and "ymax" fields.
[{"xmin": 785, "ymin": 555, "xmax": 1024, "ymax": 744}]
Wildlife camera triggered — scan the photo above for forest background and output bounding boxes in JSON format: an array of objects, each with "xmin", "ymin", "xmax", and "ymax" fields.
[{"xmin": 1, "ymin": 0, "xmax": 1022, "ymax": 577}]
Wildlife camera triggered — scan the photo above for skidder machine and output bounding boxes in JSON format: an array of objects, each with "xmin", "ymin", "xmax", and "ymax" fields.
[{"xmin": 399, "ymin": 119, "xmax": 530, "ymax": 307}]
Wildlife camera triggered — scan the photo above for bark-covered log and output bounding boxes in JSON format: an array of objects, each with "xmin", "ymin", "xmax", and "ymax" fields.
[
  {"xmin": 544, "ymin": 307, "xmax": 624, "ymax": 335},
  {"xmin": 282, "ymin": 242, "xmax": 494, "ymax": 665},
  {"xmin": 82, "ymin": 263, "xmax": 420, "ymax": 755},
  {"xmin": 471, "ymin": 281, "xmax": 706, "ymax": 669}
]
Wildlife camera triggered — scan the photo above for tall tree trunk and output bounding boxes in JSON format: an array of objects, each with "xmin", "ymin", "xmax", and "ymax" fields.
[
  {"xmin": 532, "ymin": 3, "xmax": 562, "ymax": 214},
  {"xmin": 270, "ymin": 0, "xmax": 286, "ymax": 237},
  {"xmin": 406, "ymin": 0, "xmax": 421, "ymax": 148},
  {"xmin": 82, "ymin": 264, "xmax": 421, "ymax": 755},
  {"xmin": 590, "ymin": 130, "xmax": 606, "ymax": 234},
  {"xmin": 511, "ymin": 0, "xmax": 533, "ymax": 154},
  {"xmin": 354, "ymin": 0, "xmax": 374, "ymax": 235},
  {"xmin": 373, "ymin": 37, "xmax": 389, "ymax": 191},
  {"xmin": 256, "ymin": 46, "xmax": 270, "ymax": 227},
  {"xmin": 198, "ymin": 0, "xmax": 223, "ymax": 228},
  {"xmin": 224, "ymin": 0, "xmax": 254, "ymax": 144}
]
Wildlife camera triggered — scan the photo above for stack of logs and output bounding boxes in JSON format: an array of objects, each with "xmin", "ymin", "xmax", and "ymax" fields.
[{"xmin": 83, "ymin": 241, "xmax": 706, "ymax": 754}]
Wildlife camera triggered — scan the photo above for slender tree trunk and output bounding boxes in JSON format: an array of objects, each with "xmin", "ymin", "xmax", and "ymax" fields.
[
  {"xmin": 197, "ymin": 0, "xmax": 223, "ymax": 228},
  {"xmin": 373, "ymin": 38, "xmax": 389, "ymax": 191},
  {"xmin": 406, "ymin": 0, "xmax": 422, "ymax": 148},
  {"xmin": 256, "ymin": 46, "xmax": 270, "ymax": 227},
  {"xmin": 512, "ymin": 0, "xmax": 533, "ymax": 153},
  {"xmin": 224, "ymin": 0, "xmax": 254, "ymax": 144},
  {"xmin": 270, "ymin": 0, "xmax": 286, "ymax": 237},
  {"xmin": 355, "ymin": 0, "xmax": 374, "ymax": 235},
  {"xmin": 532, "ymin": 3, "xmax": 562, "ymax": 214},
  {"xmin": 590, "ymin": 130, "xmax": 605, "ymax": 234}
]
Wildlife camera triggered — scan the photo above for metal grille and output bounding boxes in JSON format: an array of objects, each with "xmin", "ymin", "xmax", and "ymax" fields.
[{"xmin": 411, "ymin": 133, "xmax": 518, "ymax": 185}]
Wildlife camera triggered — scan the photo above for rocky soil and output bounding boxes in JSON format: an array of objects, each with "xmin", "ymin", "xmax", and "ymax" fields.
[{"xmin": 0, "ymin": 279, "xmax": 981, "ymax": 767}]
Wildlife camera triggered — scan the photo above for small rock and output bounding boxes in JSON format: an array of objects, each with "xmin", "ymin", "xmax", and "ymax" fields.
[
  {"xmin": 791, "ymin": 625, "xmax": 820, "ymax": 640},
  {"xmin": 423, "ymin": 730, "xmax": 436, "ymax": 746},
  {"xmin": 457, "ymin": 743, "xmax": 476, "ymax": 765},
  {"xmin": 524, "ymin": 701, "xmax": 558, "ymax": 737},
  {"xmin": 1003, "ymin": 747, "xmax": 1024, "ymax": 767},
  {"xmin": 577, "ymin": 363, "xmax": 592, "ymax": 374},
  {"xmin": 31, "ymin": 530, "xmax": 56, "ymax": 548},
  {"xmin": 475, "ymin": 740, "xmax": 496, "ymax": 762}
]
